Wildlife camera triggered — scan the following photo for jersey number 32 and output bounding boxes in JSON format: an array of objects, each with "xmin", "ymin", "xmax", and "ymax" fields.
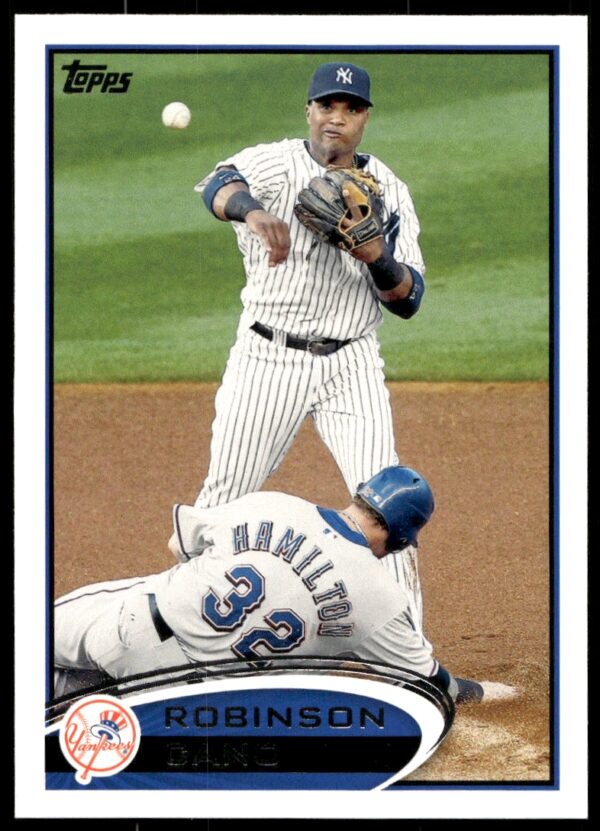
[{"xmin": 202, "ymin": 564, "xmax": 305, "ymax": 661}]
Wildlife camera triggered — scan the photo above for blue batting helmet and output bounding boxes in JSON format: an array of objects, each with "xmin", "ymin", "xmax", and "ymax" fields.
[{"xmin": 356, "ymin": 466, "xmax": 435, "ymax": 551}]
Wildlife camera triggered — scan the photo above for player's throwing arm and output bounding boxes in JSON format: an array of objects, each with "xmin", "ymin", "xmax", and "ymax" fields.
[{"xmin": 205, "ymin": 169, "xmax": 291, "ymax": 267}]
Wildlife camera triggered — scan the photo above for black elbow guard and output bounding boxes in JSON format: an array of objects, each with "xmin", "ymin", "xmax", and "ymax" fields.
[
  {"xmin": 381, "ymin": 267, "xmax": 425, "ymax": 319},
  {"xmin": 201, "ymin": 168, "xmax": 248, "ymax": 217}
]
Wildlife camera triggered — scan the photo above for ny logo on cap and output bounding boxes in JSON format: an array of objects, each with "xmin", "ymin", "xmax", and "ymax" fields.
[{"xmin": 336, "ymin": 67, "xmax": 353, "ymax": 85}]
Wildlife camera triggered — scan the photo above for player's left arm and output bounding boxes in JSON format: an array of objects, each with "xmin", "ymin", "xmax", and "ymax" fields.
[{"xmin": 351, "ymin": 177, "xmax": 425, "ymax": 319}]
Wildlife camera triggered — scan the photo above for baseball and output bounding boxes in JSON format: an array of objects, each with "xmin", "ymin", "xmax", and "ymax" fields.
[{"xmin": 161, "ymin": 101, "xmax": 191, "ymax": 130}]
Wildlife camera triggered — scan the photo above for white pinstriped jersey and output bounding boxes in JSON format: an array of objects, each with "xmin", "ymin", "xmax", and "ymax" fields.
[
  {"xmin": 156, "ymin": 492, "xmax": 436, "ymax": 674},
  {"xmin": 194, "ymin": 138, "xmax": 425, "ymax": 341}
]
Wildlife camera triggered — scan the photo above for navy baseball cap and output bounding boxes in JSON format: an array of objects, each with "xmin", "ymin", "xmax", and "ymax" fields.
[{"xmin": 307, "ymin": 62, "xmax": 373, "ymax": 107}]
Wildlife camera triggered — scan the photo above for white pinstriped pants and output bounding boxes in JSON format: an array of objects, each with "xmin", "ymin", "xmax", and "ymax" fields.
[{"xmin": 195, "ymin": 326, "xmax": 426, "ymax": 633}]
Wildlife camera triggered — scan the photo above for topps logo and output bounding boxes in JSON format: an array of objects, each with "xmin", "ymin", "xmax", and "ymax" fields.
[{"xmin": 61, "ymin": 59, "xmax": 133, "ymax": 94}]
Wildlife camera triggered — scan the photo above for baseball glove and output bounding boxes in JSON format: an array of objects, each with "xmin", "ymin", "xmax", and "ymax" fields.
[{"xmin": 294, "ymin": 167, "xmax": 384, "ymax": 253}]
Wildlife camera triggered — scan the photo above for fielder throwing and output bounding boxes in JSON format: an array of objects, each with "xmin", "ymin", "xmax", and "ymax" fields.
[
  {"xmin": 193, "ymin": 62, "xmax": 428, "ymax": 634},
  {"xmin": 54, "ymin": 467, "xmax": 483, "ymax": 703}
]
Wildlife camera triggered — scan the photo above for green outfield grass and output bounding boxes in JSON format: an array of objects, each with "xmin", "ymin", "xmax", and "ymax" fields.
[{"xmin": 53, "ymin": 52, "xmax": 550, "ymax": 382}]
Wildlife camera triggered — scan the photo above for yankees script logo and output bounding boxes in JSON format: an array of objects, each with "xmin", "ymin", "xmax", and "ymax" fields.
[
  {"xmin": 58, "ymin": 695, "xmax": 141, "ymax": 784},
  {"xmin": 336, "ymin": 67, "xmax": 353, "ymax": 85}
]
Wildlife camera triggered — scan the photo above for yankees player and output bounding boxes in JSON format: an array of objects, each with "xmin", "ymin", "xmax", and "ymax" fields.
[
  {"xmin": 54, "ymin": 466, "xmax": 484, "ymax": 703},
  {"xmin": 193, "ymin": 62, "xmax": 427, "ymax": 632}
]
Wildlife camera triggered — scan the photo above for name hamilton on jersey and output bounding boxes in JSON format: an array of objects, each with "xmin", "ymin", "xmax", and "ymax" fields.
[{"xmin": 230, "ymin": 518, "xmax": 354, "ymax": 636}]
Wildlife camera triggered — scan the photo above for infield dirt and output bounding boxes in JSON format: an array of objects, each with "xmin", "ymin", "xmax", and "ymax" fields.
[{"xmin": 53, "ymin": 381, "xmax": 550, "ymax": 782}]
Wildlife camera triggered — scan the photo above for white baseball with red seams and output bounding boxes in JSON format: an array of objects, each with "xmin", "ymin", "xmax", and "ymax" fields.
[{"xmin": 162, "ymin": 101, "xmax": 191, "ymax": 129}]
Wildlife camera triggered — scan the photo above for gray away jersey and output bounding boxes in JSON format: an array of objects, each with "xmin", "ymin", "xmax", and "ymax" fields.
[
  {"xmin": 194, "ymin": 138, "xmax": 425, "ymax": 341},
  {"xmin": 153, "ymin": 492, "xmax": 436, "ymax": 676}
]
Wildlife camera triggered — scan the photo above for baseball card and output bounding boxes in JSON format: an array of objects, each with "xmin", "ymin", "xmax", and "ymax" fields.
[{"xmin": 13, "ymin": 9, "xmax": 588, "ymax": 821}]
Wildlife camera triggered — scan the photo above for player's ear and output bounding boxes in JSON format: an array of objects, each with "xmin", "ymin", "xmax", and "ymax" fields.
[{"xmin": 305, "ymin": 103, "xmax": 311, "ymax": 122}]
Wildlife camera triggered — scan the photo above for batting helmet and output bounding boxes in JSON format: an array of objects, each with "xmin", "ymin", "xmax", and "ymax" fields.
[{"xmin": 356, "ymin": 466, "xmax": 435, "ymax": 551}]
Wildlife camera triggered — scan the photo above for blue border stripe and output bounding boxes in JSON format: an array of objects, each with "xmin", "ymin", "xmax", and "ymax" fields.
[
  {"xmin": 44, "ymin": 770, "xmax": 556, "ymax": 791},
  {"xmin": 552, "ymin": 44, "xmax": 560, "ymax": 789},
  {"xmin": 45, "ymin": 46, "xmax": 52, "ymax": 704},
  {"xmin": 46, "ymin": 44, "xmax": 557, "ymax": 53},
  {"xmin": 45, "ymin": 771, "xmax": 388, "ymax": 790}
]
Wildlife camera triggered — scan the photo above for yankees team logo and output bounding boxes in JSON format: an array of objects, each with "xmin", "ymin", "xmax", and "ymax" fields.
[
  {"xmin": 336, "ymin": 67, "xmax": 353, "ymax": 85},
  {"xmin": 58, "ymin": 695, "xmax": 141, "ymax": 784}
]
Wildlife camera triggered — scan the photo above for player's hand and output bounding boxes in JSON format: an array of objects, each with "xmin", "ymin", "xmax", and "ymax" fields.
[
  {"xmin": 346, "ymin": 236, "xmax": 385, "ymax": 263},
  {"xmin": 341, "ymin": 188, "xmax": 385, "ymax": 264},
  {"xmin": 246, "ymin": 211, "xmax": 291, "ymax": 267}
]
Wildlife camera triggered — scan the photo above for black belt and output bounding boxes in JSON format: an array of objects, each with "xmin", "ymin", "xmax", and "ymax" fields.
[
  {"xmin": 250, "ymin": 321, "xmax": 351, "ymax": 356},
  {"xmin": 148, "ymin": 593, "xmax": 175, "ymax": 642}
]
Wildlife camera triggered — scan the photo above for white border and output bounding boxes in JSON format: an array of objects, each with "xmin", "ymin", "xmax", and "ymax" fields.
[{"xmin": 14, "ymin": 13, "xmax": 588, "ymax": 819}]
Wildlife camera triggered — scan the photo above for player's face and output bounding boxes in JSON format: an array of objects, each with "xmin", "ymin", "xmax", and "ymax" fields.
[{"xmin": 306, "ymin": 97, "xmax": 370, "ymax": 166}]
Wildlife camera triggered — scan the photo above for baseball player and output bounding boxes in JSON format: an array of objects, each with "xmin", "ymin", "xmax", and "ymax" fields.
[
  {"xmin": 54, "ymin": 467, "xmax": 484, "ymax": 703},
  {"xmin": 193, "ymin": 62, "xmax": 429, "ymax": 636}
]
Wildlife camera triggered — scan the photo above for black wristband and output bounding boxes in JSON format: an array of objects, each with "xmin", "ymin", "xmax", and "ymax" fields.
[
  {"xmin": 367, "ymin": 250, "xmax": 408, "ymax": 291},
  {"xmin": 224, "ymin": 191, "xmax": 263, "ymax": 222}
]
